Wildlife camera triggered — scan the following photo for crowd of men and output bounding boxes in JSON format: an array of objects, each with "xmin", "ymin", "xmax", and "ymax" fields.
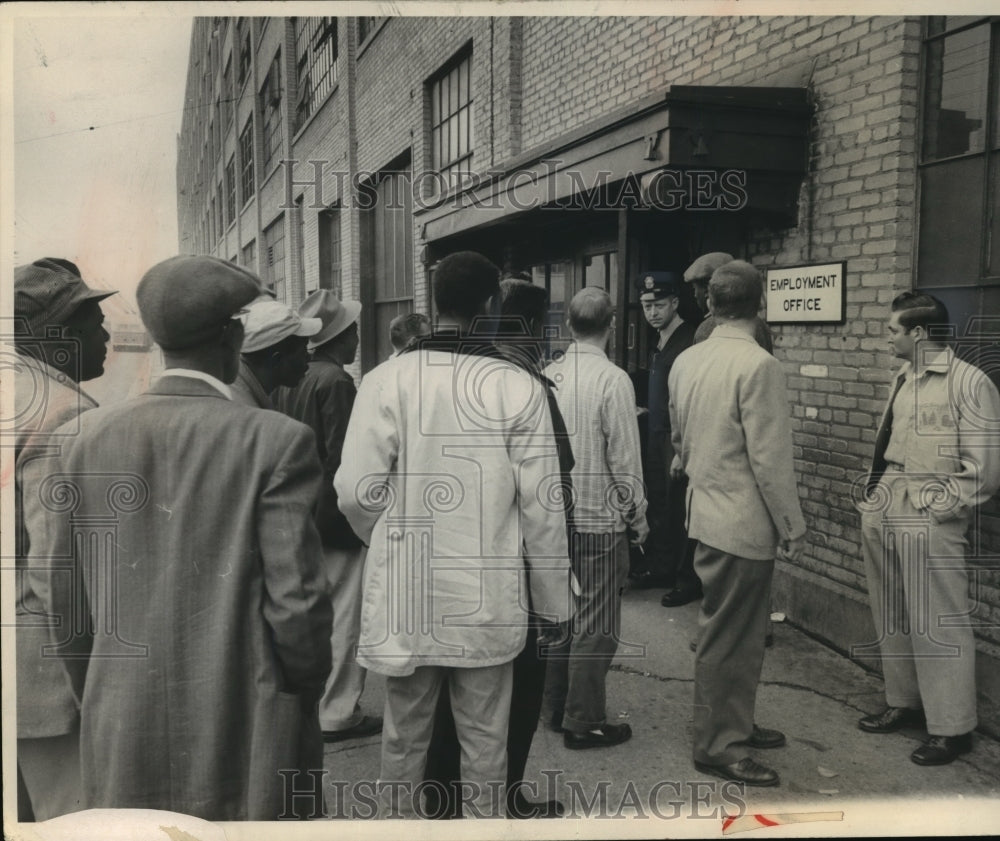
[{"xmin": 12, "ymin": 246, "xmax": 1000, "ymax": 821}]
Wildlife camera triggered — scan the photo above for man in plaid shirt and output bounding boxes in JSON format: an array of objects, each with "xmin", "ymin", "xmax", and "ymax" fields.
[{"xmin": 543, "ymin": 287, "xmax": 649, "ymax": 749}]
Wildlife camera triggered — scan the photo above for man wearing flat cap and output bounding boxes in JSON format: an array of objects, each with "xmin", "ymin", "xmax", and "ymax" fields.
[
  {"xmin": 24, "ymin": 255, "xmax": 333, "ymax": 820},
  {"xmin": 634, "ymin": 271, "xmax": 695, "ymax": 592},
  {"xmin": 669, "ymin": 260, "xmax": 806, "ymax": 788},
  {"xmin": 275, "ymin": 290, "xmax": 383, "ymax": 744},
  {"xmin": 14, "ymin": 258, "xmax": 114, "ymax": 821},
  {"xmin": 230, "ymin": 298, "xmax": 322, "ymax": 408},
  {"xmin": 685, "ymin": 252, "xmax": 773, "ymax": 352}
]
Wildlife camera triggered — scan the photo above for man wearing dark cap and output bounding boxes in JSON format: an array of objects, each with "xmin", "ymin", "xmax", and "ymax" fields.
[
  {"xmin": 23, "ymin": 255, "xmax": 332, "ymax": 820},
  {"xmin": 275, "ymin": 290, "xmax": 383, "ymax": 744},
  {"xmin": 634, "ymin": 271, "xmax": 695, "ymax": 591},
  {"xmin": 685, "ymin": 252, "xmax": 773, "ymax": 352},
  {"xmin": 669, "ymin": 260, "xmax": 806, "ymax": 787},
  {"xmin": 334, "ymin": 251, "xmax": 575, "ymax": 818},
  {"xmin": 14, "ymin": 258, "xmax": 114, "ymax": 820}
]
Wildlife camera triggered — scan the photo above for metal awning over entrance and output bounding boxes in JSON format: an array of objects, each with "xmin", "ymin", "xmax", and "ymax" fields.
[{"xmin": 416, "ymin": 85, "xmax": 815, "ymax": 244}]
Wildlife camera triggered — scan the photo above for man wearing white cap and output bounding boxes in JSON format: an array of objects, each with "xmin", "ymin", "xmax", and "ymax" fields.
[
  {"xmin": 230, "ymin": 298, "xmax": 322, "ymax": 408},
  {"xmin": 275, "ymin": 290, "xmax": 382, "ymax": 742}
]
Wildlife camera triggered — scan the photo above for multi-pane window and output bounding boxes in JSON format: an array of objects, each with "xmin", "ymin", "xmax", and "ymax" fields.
[
  {"xmin": 918, "ymin": 17, "xmax": 1000, "ymax": 287},
  {"xmin": 369, "ymin": 164, "xmax": 414, "ymax": 363},
  {"xmin": 357, "ymin": 17, "xmax": 382, "ymax": 44},
  {"xmin": 216, "ymin": 181, "xmax": 224, "ymax": 238},
  {"xmin": 429, "ymin": 49, "xmax": 474, "ymax": 190},
  {"xmin": 209, "ymin": 198, "xmax": 216, "ymax": 245},
  {"xmin": 237, "ymin": 20, "xmax": 252, "ymax": 88},
  {"xmin": 239, "ymin": 117, "xmax": 254, "ymax": 204},
  {"xmin": 225, "ymin": 156, "xmax": 236, "ymax": 223},
  {"xmin": 319, "ymin": 205, "xmax": 342, "ymax": 293},
  {"xmin": 259, "ymin": 51, "xmax": 284, "ymax": 174},
  {"xmin": 222, "ymin": 56, "xmax": 233, "ymax": 127},
  {"xmin": 242, "ymin": 239, "xmax": 256, "ymax": 271},
  {"xmin": 262, "ymin": 215, "xmax": 286, "ymax": 301},
  {"xmin": 294, "ymin": 17, "xmax": 338, "ymax": 131}
]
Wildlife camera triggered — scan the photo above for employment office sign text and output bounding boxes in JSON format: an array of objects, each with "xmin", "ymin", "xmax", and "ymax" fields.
[{"xmin": 765, "ymin": 262, "xmax": 846, "ymax": 325}]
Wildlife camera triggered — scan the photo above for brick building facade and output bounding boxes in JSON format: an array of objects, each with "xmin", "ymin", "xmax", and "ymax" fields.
[{"xmin": 176, "ymin": 15, "xmax": 1000, "ymax": 732}]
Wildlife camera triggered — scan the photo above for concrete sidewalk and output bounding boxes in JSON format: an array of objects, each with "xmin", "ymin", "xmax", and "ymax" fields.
[{"xmin": 322, "ymin": 586, "xmax": 1000, "ymax": 834}]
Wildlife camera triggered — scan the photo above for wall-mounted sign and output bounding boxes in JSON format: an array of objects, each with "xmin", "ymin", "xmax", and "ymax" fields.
[{"xmin": 765, "ymin": 261, "xmax": 846, "ymax": 324}]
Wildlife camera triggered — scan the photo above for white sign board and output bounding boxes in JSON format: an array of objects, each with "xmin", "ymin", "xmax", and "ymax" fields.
[{"xmin": 765, "ymin": 262, "xmax": 846, "ymax": 324}]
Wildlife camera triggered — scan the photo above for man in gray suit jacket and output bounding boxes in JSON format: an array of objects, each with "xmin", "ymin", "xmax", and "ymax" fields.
[
  {"xmin": 668, "ymin": 260, "xmax": 806, "ymax": 787},
  {"xmin": 25, "ymin": 256, "xmax": 333, "ymax": 820}
]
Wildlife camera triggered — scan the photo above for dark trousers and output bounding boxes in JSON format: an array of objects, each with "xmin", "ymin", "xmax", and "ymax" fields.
[
  {"xmin": 641, "ymin": 432, "xmax": 689, "ymax": 582},
  {"xmin": 423, "ymin": 622, "xmax": 546, "ymax": 818}
]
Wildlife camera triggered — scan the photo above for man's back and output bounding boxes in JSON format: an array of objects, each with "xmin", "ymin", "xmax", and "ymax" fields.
[
  {"xmin": 335, "ymin": 344, "xmax": 572, "ymax": 676},
  {"xmin": 28, "ymin": 375, "xmax": 331, "ymax": 819},
  {"xmin": 669, "ymin": 325, "xmax": 803, "ymax": 561}
]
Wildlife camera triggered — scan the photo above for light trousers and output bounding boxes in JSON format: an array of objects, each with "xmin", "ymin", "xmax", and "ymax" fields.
[
  {"xmin": 860, "ymin": 477, "xmax": 977, "ymax": 736},
  {"xmin": 319, "ymin": 544, "xmax": 368, "ymax": 732}
]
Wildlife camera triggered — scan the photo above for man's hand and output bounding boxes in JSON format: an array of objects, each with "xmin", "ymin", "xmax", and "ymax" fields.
[
  {"xmin": 629, "ymin": 518, "xmax": 650, "ymax": 546},
  {"xmin": 777, "ymin": 533, "xmax": 806, "ymax": 563},
  {"xmin": 669, "ymin": 454, "xmax": 686, "ymax": 481},
  {"xmin": 537, "ymin": 620, "xmax": 570, "ymax": 647}
]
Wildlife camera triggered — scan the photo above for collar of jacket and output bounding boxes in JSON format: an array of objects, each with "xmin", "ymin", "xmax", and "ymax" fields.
[
  {"xmin": 401, "ymin": 333, "xmax": 503, "ymax": 360},
  {"xmin": 709, "ymin": 322, "xmax": 759, "ymax": 342}
]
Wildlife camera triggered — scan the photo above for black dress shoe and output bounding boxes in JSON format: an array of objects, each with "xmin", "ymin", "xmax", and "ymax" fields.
[
  {"xmin": 661, "ymin": 586, "xmax": 703, "ymax": 607},
  {"xmin": 694, "ymin": 757, "xmax": 780, "ymax": 787},
  {"xmin": 858, "ymin": 706, "xmax": 926, "ymax": 734},
  {"xmin": 742, "ymin": 725, "xmax": 786, "ymax": 749},
  {"xmin": 507, "ymin": 795, "xmax": 566, "ymax": 819},
  {"xmin": 910, "ymin": 733, "xmax": 972, "ymax": 766},
  {"xmin": 564, "ymin": 723, "xmax": 632, "ymax": 750},
  {"xmin": 322, "ymin": 715, "xmax": 383, "ymax": 742}
]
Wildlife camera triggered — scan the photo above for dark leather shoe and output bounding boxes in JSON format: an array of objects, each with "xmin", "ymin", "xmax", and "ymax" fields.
[
  {"xmin": 661, "ymin": 586, "xmax": 703, "ymax": 607},
  {"xmin": 911, "ymin": 733, "xmax": 972, "ymax": 766},
  {"xmin": 858, "ymin": 706, "xmax": 925, "ymax": 734},
  {"xmin": 322, "ymin": 715, "xmax": 383, "ymax": 742},
  {"xmin": 564, "ymin": 723, "xmax": 632, "ymax": 750},
  {"xmin": 742, "ymin": 725, "xmax": 786, "ymax": 749},
  {"xmin": 507, "ymin": 795, "xmax": 565, "ymax": 819},
  {"xmin": 694, "ymin": 757, "xmax": 779, "ymax": 787}
]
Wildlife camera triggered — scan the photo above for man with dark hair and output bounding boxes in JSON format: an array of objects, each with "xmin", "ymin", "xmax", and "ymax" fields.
[
  {"xmin": 389, "ymin": 312, "xmax": 432, "ymax": 356},
  {"xmin": 857, "ymin": 291, "xmax": 1000, "ymax": 765},
  {"xmin": 14, "ymin": 258, "xmax": 115, "ymax": 820},
  {"xmin": 544, "ymin": 287, "xmax": 648, "ymax": 751},
  {"xmin": 335, "ymin": 251, "xmax": 575, "ymax": 818},
  {"xmin": 423, "ymin": 274, "xmax": 573, "ymax": 819},
  {"xmin": 634, "ymin": 271, "xmax": 695, "ymax": 590},
  {"xmin": 230, "ymin": 298, "xmax": 321, "ymax": 408},
  {"xmin": 24, "ymin": 256, "xmax": 332, "ymax": 819},
  {"xmin": 275, "ymin": 290, "xmax": 382, "ymax": 744},
  {"xmin": 669, "ymin": 260, "xmax": 806, "ymax": 787}
]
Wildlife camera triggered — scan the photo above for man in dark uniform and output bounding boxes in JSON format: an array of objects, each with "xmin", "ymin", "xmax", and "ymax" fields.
[{"xmin": 632, "ymin": 272, "xmax": 695, "ymax": 591}]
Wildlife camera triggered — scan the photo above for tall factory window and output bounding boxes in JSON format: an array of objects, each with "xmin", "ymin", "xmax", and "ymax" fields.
[
  {"xmin": 215, "ymin": 182, "xmax": 224, "ymax": 242},
  {"xmin": 262, "ymin": 215, "xmax": 286, "ymax": 301},
  {"xmin": 428, "ymin": 47, "xmax": 473, "ymax": 191},
  {"xmin": 318, "ymin": 205, "xmax": 343, "ymax": 293},
  {"xmin": 294, "ymin": 17, "xmax": 338, "ymax": 131},
  {"xmin": 259, "ymin": 51, "xmax": 284, "ymax": 175},
  {"xmin": 222, "ymin": 56, "xmax": 233, "ymax": 127},
  {"xmin": 242, "ymin": 239, "xmax": 256, "ymax": 271},
  {"xmin": 239, "ymin": 117, "xmax": 254, "ymax": 204},
  {"xmin": 225, "ymin": 156, "xmax": 236, "ymax": 224},
  {"xmin": 237, "ymin": 20, "xmax": 252, "ymax": 88},
  {"xmin": 918, "ymin": 17, "xmax": 999, "ymax": 288}
]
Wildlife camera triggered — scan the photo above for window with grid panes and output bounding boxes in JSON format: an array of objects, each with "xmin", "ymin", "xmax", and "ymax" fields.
[
  {"xmin": 357, "ymin": 17, "xmax": 382, "ymax": 44},
  {"xmin": 216, "ymin": 182, "xmax": 224, "ymax": 240},
  {"xmin": 918, "ymin": 16, "xmax": 1000, "ymax": 288},
  {"xmin": 225, "ymin": 156, "xmax": 236, "ymax": 224},
  {"xmin": 239, "ymin": 117, "xmax": 254, "ymax": 204},
  {"xmin": 237, "ymin": 20, "xmax": 251, "ymax": 88},
  {"xmin": 294, "ymin": 17, "xmax": 338, "ymax": 131},
  {"xmin": 223, "ymin": 57, "xmax": 233, "ymax": 127},
  {"xmin": 259, "ymin": 51, "xmax": 284, "ymax": 174},
  {"xmin": 318, "ymin": 205, "xmax": 342, "ymax": 292},
  {"xmin": 262, "ymin": 215, "xmax": 286, "ymax": 301},
  {"xmin": 429, "ymin": 49, "xmax": 473, "ymax": 191},
  {"xmin": 242, "ymin": 239, "xmax": 256, "ymax": 271}
]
